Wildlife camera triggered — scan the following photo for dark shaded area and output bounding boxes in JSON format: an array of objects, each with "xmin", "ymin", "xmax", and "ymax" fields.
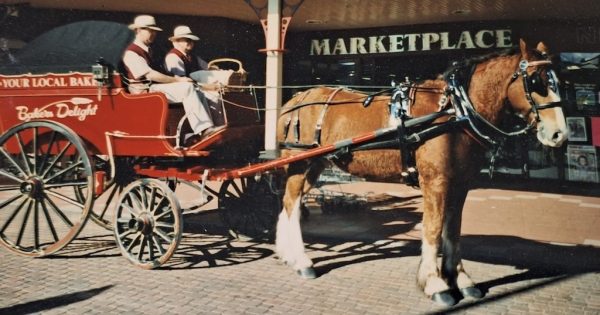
[
  {"xmin": 0, "ymin": 285, "xmax": 113, "ymax": 315},
  {"xmin": 0, "ymin": 20, "xmax": 132, "ymax": 74},
  {"xmin": 475, "ymin": 174, "xmax": 600, "ymax": 197},
  {"xmin": 46, "ymin": 234, "xmax": 119, "ymax": 259}
]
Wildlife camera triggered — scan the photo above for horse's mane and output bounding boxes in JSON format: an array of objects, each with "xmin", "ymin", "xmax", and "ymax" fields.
[{"xmin": 442, "ymin": 47, "xmax": 518, "ymax": 80}]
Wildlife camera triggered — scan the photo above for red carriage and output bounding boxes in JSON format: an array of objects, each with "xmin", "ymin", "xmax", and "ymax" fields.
[{"xmin": 0, "ymin": 21, "xmax": 284, "ymax": 268}]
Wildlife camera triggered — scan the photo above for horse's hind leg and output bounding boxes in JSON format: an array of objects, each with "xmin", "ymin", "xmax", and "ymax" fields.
[
  {"xmin": 441, "ymin": 188, "xmax": 483, "ymax": 299},
  {"xmin": 275, "ymin": 160, "xmax": 324, "ymax": 278}
]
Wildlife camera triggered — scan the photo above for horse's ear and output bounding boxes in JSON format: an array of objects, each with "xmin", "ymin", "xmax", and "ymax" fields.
[
  {"xmin": 519, "ymin": 38, "xmax": 530, "ymax": 59},
  {"xmin": 535, "ymin": 41, "xmax": 550, "ymax": 54}
]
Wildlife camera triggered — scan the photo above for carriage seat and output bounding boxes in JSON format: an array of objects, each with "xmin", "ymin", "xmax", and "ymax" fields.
[
  {"xmin": 190, "ymin": 58, "xmax": 247, "ymax": 92},
  {"xmin": 190, "ymin": 69, "xmax": 235, "ymax": 86}
]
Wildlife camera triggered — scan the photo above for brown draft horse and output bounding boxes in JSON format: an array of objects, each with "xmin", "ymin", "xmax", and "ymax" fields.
[{"xmin": 275, "ymin": 40, "xmax": 567, "ymax": 306}]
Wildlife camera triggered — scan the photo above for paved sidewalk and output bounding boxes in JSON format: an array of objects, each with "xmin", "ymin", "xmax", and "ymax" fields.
[{"xmin": 1, "ymin": 181, "xmax": 599, "ymax": 314}]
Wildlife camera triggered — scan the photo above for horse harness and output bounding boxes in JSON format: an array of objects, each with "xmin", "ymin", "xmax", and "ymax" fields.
[
  {"xmin": 281, "ymin": 87, "xmax": 351, "ymax": 148},
  {"xmin": 278, "ymin": 51, "xmax": 561, "ymax": 183}
]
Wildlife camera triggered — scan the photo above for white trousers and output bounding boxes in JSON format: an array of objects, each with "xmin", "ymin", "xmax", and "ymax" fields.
[{"xmin": 149, "ymin": 82, "xmax": 213, "ymax": 134}]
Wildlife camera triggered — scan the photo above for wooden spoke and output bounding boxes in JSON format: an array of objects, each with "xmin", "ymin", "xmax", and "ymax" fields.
[
  {"xmin": 15, "ymin": 199, "xmax": 33, "ymax": 248},
  {"xmin": 0, "ymin": 197, "xmax": 28, "ymax": 234},
  {"xmin": 0, "ymin": 184, "xmax": 22, "ymax": 191},
  {"xmin": 40, "ymin": 142, "xmax": 72, "ymax": 178},
  {"xmin": 40, "ymin": 200, "xmax": 59, "ymax": 242},
  {"xmin": 45, "ymin": 181, "xmax": 89, "ymax": 189},
  {"xmin": 0, "ymin": 147, "xmax": 28, "ymax": 179},
  {"xmin": 15, "ymin": 132, "xmax": 32, "ymax": 176},
  {"xmin": 151, "ymin": 234, "xmax": 166, "ymax": 255},
  {"xmin": 154, "ymin": 228, "xmax": 173, "ymax": 244},
  {"xmin": 43, "ymin": 159, "xmax": 83, "ymax": 184},
  {"xmin": 36, "ymin": 130, "xmax": 57, "ymax": 175},
  {"xmin": 0, "ymin": 193, "xmax": 23, "ymax": 210},
  {"xmin": 32, "ymin": 127, "xmax": 38, "ymax": 175},
  {"xmin": 33, "ymin": 200, "xmax": 40, "ymax": 250},
  {"xmin": 43, "ymin": 194, "xmax": 74, "ymax": 227},
  {"xmin": 45, "ymin": 190, "xmax": 84, "ymax": 210}
]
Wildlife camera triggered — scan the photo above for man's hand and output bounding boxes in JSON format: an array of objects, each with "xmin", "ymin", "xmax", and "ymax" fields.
[
  {"xmin": 198, "ymin": 83, "xmax": 221, "ymax": 91},
  {"xmin": 175, "ymin": 76, "xmax": 193, "ymax": 83}
]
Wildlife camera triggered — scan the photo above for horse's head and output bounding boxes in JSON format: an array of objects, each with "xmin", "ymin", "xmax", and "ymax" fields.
[{"xmin": 506, "ymin": 39, "xmax": 567, "ymax": 147}]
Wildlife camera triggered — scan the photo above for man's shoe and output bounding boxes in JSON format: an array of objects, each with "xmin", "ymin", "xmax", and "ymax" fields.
[
  {"xmin": 184, "ymin": 133, "xmax": 202, "ymax": 147},
  {"xmin": 200, "ymin": 125, "xmax": 226, "ymax": 139}
]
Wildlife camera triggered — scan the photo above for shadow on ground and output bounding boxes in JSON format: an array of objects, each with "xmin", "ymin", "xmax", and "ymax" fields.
[{"xmin": 0, "ymin": 285, "xmax": 113, "ymax": 315}]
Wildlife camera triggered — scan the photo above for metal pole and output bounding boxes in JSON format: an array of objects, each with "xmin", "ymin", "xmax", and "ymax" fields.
[{"xmin": 261, "ymin": 0, "xmax": 282, "ymax": 159}]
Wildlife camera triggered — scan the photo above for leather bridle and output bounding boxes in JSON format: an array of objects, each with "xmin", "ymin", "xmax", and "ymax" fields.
[{"xmin": 509, "ymin": 55, "xmax": 562, "ymax": 123}]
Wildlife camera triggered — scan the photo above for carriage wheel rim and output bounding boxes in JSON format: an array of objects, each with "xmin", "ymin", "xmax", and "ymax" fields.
[
  {"xmin": 114, "ymin": 178, "xmax": 182, "ymax": 269},
  {"xmin": 0, "ymin": 120, "xmax": 94, "ymax": 257}
]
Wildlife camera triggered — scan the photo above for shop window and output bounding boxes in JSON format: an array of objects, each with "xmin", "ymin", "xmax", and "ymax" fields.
[{"xmin": 560, "ymin": 52, "xmax": 600, "ymax": 183}]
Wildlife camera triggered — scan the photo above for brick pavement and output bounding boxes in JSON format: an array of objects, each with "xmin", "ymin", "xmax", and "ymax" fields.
[{"xmin": 1, "ymin": 182, "xmax": 600, "ymax": 314}]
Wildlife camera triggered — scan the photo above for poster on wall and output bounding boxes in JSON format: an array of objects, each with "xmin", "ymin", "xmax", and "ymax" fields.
[
  {"xmin": 574, "ymin": 83, "xmax": 598, "ymax": 109},
  {"xmin": 560, "ymin": 52, "xmax": 600, "ymax": 70},
  {"xmin": 566, "ymin": 117, "xmax": 587, "ymax": 142},
  {"xmin": 566, "ymin": 145, "xmax": 599, "ymax": 183}
]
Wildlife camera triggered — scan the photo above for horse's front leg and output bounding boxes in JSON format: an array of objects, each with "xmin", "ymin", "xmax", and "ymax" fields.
[
  {"xmin": 417, "ymin": 178, "xmax": 456, "ymax": 306},
  {"xmin": 275, "ymin": 162, "xmax": 323, "ymax": 279},
  {"xmin": 441, "ymin": 188, "xmax": 483, "ymax": 300}
]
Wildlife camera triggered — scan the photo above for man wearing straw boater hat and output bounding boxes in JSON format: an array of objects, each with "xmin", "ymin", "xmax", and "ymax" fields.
[
  {"xmin": 122, "ymin": 15, "xmax": 223, "ymax": 144},
  {"xmin": 164, "ymin": 25, "xmax": 210, "ymax": 77}
]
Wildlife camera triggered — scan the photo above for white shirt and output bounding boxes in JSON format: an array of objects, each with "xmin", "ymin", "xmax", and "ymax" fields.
[
  {"xmin": 164, "ymin": 48, "xmax": 209, "ymax": 77},
  {"xmin": 122, "ymin": 40, "xmax": 153, "ymax": 79}
]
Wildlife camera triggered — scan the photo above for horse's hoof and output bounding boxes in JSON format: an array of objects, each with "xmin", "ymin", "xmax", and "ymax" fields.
[
  {"xmin": 431, "ymin": 291, "xmax": 456, "ymax": 306},
  {"xmin": 297, "ymin": 267, "xmax": 317, "ymax": 279},
  {"xmin": 460, "ymin": 286, "xmax": 483, "ymax": 299}
]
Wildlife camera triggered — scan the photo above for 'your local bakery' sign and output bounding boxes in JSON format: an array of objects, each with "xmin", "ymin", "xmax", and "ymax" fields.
[{"xmin": 309, "ymin": 29, "xmax": 512, "ymax": 56}]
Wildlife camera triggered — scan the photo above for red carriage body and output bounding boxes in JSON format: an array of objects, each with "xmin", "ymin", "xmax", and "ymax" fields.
[{"xmin": 0, "ymin": 71, "xmax": 263, "ymax": 159}]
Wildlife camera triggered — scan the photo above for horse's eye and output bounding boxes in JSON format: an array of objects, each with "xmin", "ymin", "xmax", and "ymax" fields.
[{"xmin": 528, "ymin": 71, "xmax": 548, "ymax": 97}]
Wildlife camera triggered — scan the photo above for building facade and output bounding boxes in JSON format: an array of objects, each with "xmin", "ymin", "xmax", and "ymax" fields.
[
  {"xmin": 2, "ymin": 5, "xmax": 599, "ymax": 186},
  {"xmin": 284, "ymin": 19, "xmax": 600, "ymax": 185}
]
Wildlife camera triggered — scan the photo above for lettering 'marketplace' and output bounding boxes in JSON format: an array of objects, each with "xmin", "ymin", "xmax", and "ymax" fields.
[{"xmin": 310, "ymin": 29, "xmax": 512, "ymax": 56}]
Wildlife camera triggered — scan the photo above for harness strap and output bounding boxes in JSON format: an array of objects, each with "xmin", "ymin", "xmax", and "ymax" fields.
[
  {"xmin": 282, "ymin": 90, "xmax": 312, "ymax": 142},
  {"xmin": 313, "ymin": 87, "xmax": 344, "ymax": 146}
]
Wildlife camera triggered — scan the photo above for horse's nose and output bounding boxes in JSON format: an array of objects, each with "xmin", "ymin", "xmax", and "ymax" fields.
[
  {"xmin": 537, "ymin": 124, "xmax": 567, "ymax": 147},
  {"xmin": 552, "ymin": 130, "xmax": 566, "ymax": 145}
]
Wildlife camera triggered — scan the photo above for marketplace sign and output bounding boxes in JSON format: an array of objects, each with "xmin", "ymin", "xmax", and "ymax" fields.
[{"xmin": 309, "ymin": 29, "xmax": 512, "ymax": 55}]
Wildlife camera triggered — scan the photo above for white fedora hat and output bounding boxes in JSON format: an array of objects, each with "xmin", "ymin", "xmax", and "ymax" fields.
[
  {"xmin": 169, "ymin": 25, "xmax": 199, "ymax": 41},
  {"xmin": 128, "ymin": 15, "xmax": 163, "ymax": 31}
]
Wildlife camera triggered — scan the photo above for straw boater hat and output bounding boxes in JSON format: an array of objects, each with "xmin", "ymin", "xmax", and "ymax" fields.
[
  {"xmin": 169, "ymin": 25, "xmax": 199, "ymax": 41},
  {"xmin": 128, "ymin": 15, "xmax": 163, "ymax": 31}
]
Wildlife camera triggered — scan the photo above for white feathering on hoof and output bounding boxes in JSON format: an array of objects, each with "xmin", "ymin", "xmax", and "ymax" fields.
[{"xmin": 275, "ymin": 197, "xmax": 313, "ymax": 270}]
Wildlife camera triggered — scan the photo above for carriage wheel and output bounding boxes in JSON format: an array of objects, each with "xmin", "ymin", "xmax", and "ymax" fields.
[
  {"xmin": 75, "ymin": 156, "xmax": 137, "ymax": 230},
  {"xmin": 0, "ymin": 121, "xmax": 94, "ymax": 256},
  {"xmin": 114, "ymin": 178, "xmax": 182, "ymax": 269},
  {"xmin": 218, "ymin": 174, "xmax": 282, "ymax": 241}
]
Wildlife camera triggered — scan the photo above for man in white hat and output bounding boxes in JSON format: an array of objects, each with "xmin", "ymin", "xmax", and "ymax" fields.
[
  {"xmin": 164, "ymin": 25, "xmax": 209, "ymax": 77},
  {"xmin": 122, "ymin": 15, "xmax": 222, "ymax": 144}
]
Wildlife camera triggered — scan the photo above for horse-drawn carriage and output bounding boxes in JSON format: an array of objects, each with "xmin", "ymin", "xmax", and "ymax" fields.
[
  {"xmin": 0, "ymin": 21, "xmax": 279, "ymax": 269},
  {"xmin": 0, "ymin": 20, "xmax": 569, "ymax": 306}
]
